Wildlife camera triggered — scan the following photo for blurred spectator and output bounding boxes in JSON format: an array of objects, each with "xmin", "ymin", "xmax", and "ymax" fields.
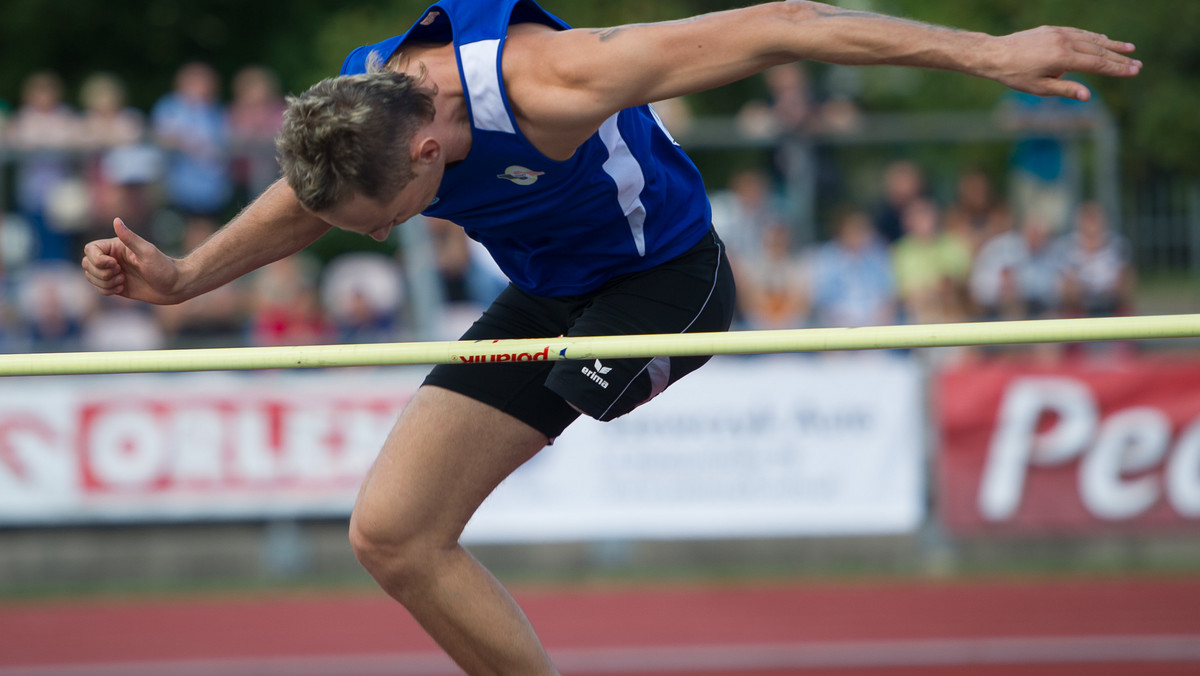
[
  {"xmin": 735, "ymin": 223, "xmax": 809, "ymax": 330},
  {"xmin": 464, "ymin": 237, "xmax": 508, "ymax": 307},
  {"xmin": 426, "ymin": 217, "xmax": 508, "ymax": 308},
  {"xmin": 227, "ymin": 65, "xmax": 287, "ymax": 200},
  {"xmin": 808, "ymin": 208, "xmax": 896, "ymax": 328},
  {"xmin": 428, "ymin": 216, "xmax": 472, "ymax": 304},
  {"xmin": 0, "ymin": 213, "xmax": 36, "ymax": 273},
  {"xmin": 247, "ymin": 254, "xmax": 332, "ymax": 346},
  {"xmin": 6, "ymin": 71, "xmax": 83, "ymax": 261},
  {"xmin": 79, "ymin": 72, "xmax": 144, "ymax": 150},
  {"xmin": 736, "ymin": 63, "xmax": 858, "ymax": 245},
  {"xmin": 79, "ymin": 72, "xmax": 150, "ymax": 236},
  {"xmin": 15, "ymin": 262, "xmax": 94, "ymax": 352},
  {"xmin": 873, "ymin": 159, "xmax": 925, "ymax": 244},
  {"xmin": 1059, "ymin": 201, "xmax": 1134, "ymax": 318},
  {"xmin": 320, "ymin": 252, "xmax": 405, "ymax": 343},
  {"xmin": 737, "ymin": 63, "xmax": 820, "ymax": 138},
  {"xmin": 736, "ymin": 62, "xmax": 859, "ymax": 139},
  {"xmin": 98, "ymin": 144, "xmax": 164, "ymax": 232},
  {"xmin": 891, "ymin": 198, "xmax": 972, "ymax": 324},
  {"xmin": 970, "ymin": 213, "xmax": 1063, "ymax": 320},
  {"xmin": 999, "ymin": 86, "xmax": 1096, "ymax": 234},
  {"xmin": 152, "ymin": 62, "xmax": 232, "ymax": 222},
  {"xmin": 943, "ymin": 167, "xmax": 1011, "ymax": 254},
  {"xmin": 709, "ymin": 168, "xmax": 785, "ymax": 264},
  {"xmin": 83, "ymin": 296, "xmax": 165, "ymax": 351},
  {"xmin": 155, "ymin": 219, "xmax": 245, "ymax": 347}
]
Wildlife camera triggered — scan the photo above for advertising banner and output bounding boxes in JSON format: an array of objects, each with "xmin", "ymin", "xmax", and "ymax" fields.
[
  {"xmin": 0, "ymin": 357, "xmax": 924, "ymax": 540},
  {"xmin": 938, "ymin": 360, "xmax": 1200, "ymax": 535},
  {"xmin": 470, "ymin": 356, "xmax": 924, "ymax": 541},
  {"xmin": 0, "ymin": 371, "xmax": 418, "ymax": 522}
]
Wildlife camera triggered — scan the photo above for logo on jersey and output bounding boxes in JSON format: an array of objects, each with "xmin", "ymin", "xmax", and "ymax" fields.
[
  {"xmin": 420, "ymin": 10, "xmax": 441, "ymax": 26},
  {"xmin": 580, "ymin": 359, "xmax": 613, "ymax": 389},
  {"xmin": 498, "ymin": 166, "xmax": 545, "ymax": 186}
]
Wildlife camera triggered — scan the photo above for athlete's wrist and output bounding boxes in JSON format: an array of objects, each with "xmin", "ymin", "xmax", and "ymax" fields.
[{"xmin": 965, "ymin": 32, "xmax": 1014, "ymax": 82}]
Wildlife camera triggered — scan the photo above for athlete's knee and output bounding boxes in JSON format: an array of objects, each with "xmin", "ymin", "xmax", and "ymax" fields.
[
  {"xmin": 348, "ymin": 511, "xmax": 422, "ymax": 573},
  {"xmin": 348, "ymin": 505, "xmax": 449, "ymax": 590}
]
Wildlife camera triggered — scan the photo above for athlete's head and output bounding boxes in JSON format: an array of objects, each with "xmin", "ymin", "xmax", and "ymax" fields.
[{"xmin": 277, "ymin": 70, "xmax": 436, "ymax": 213}]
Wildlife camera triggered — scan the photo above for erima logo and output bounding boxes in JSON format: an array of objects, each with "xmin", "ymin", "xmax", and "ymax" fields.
[
  {"xmin": 581, "ymin": 359, "xmax": 613, "ymax": 389},
  {"xmin": 420, "ymin": 10, "xmax": 440, "ymax": 25},
  {"xmin": 498, "ymin": 166, "xmax": 545, "ymax": 185}
]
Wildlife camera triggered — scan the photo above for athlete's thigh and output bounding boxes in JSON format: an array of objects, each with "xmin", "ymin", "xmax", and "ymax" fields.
[{"xmin": 351, "ymin": 385, "xmax": 549, "ymax": 544}]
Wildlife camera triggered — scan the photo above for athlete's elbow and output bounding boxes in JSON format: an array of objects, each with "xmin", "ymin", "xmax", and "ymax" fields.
[
  {"xmin": 749, "ymin": 1, "xmax": 836, "ymax": 61},
  {"xmin": 773, "ymin": 0, "xmax": 837, "ymax": 18},
  {"xmin": 768, "ymin": 0, "xmax": 830, "ymax": 26}
]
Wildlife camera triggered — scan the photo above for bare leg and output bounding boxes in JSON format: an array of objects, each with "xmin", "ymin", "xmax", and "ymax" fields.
[{"xmin": 349, "ymin": 386, "xmax": 559, "ymax": 676}]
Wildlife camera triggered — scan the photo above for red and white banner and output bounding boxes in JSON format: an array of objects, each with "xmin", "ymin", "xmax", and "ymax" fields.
[
  {"xmin": 938, "ymin": 360, "xmax": 1200, "ymax": 534},
  {"xmin": 0, "ymin": 371, "xmax": 419, "ymax": 523}
]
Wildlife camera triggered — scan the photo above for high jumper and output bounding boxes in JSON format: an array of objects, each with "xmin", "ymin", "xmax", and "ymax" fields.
[{"xmin": 80, "ymin": 2, "xmax": 1140, "ymax": 673}]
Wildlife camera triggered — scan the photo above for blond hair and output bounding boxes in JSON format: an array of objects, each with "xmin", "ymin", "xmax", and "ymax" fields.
[{"xmin": 276, "ymin": 71, "xmax": 436, "ymax": 212}]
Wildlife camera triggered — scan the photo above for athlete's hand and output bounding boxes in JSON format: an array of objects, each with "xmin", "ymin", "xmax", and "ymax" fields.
[
  {"xmin": 984, "ymin": 26, "xmax": 1140, "ymax": 101},
  {"xmin": 81, "ymin": 218, "xmax": 183, "ymax": 304}
]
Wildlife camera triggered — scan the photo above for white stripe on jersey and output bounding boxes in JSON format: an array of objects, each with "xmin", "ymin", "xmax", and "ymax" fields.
[
  {"xmin": 599, "ymin": 113, "xmax": 648, "ymax": 256},
  {"xmin": 459, "ymin": 39, "xmax": 516, "ymax": 134}
]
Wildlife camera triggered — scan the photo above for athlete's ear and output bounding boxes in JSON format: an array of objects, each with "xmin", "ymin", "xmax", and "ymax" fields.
[{"xmin": 413, "ymin": 136, "xmax": 442, "ymax": 166}]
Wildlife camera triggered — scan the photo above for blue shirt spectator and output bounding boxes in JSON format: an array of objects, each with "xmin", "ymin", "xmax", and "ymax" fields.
[
  {"xmin": 152, "ymin": 62, "xmax": 232, "ymax": 217},
  {"xmin": 999, "ymin": 85, "xmax": 1097, "ymax": 233},
  {"xmin": 809, "ymin": 209, "xmax": 896, "ymax": 328}
]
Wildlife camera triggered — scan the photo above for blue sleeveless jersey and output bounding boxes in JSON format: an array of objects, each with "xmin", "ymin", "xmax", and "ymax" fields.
[{"xmin": 341, "ymin": 0, "xmax": 712, "ymax": 297}]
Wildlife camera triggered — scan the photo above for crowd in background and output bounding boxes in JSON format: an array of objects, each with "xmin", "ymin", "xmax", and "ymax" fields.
[
  {"xmin": 0, "ymin": 63, "xmax": 1132, "ymax": 362},
  {"xmin": 0, "ymin": 63, "xmax": 419, "ymax": 353},
  {"xmin": 711, "ymin": 62, "xmax": 1133, "ymax": 364},
  {"xmin": 713, "ymin": 162, "xmax": 1134, "ymax": 365}
]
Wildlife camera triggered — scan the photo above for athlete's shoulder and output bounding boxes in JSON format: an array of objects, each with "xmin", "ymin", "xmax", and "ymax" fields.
[
  {"xmin": 340, "ymin": 0, "xmax": 568, "ymax": 77},
  {"xmin": 340, "ymin": 3, "xmax": 453, "ymax": 76}
]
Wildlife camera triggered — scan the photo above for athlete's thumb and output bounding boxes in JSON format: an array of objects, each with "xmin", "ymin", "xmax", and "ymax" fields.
[
  {"xmin": 112, "ymin": 217, "xmax": 154, "ymax": 259},
  {"xmin": 1039, "ymin": 77, "xmax": 1091, "ymax": 102}
]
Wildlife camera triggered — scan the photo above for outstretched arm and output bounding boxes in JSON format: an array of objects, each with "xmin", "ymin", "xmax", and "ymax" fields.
[
  {"xmin": 507, "ymin": 0, "xmax": 1139, "ymax": 136},
  {"xmin": 81, "ymin": 179, "xmax": 330, "ymax": 304}
]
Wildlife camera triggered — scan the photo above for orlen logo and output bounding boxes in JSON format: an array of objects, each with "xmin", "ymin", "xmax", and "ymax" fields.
[
  {"xmin": 581, "ymin": 359, "xmax": 613, "ymax": 389},
  {"xmin": 979, "ymin": 377, "xmax": 1200, "ymax": 521},
  {"xmin": 459, "ymin": 347, "xmax": 550, "ymax": 364},
  {"xmin": 497, "ymin": 165, "xmax": 544, "ymax": 185}
]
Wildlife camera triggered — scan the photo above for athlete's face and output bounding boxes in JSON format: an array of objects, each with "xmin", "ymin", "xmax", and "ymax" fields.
[
  {"xmin": 315, "ymin": 131, "xmax": 445, "ymax": 242},
  {"xmin": 316, "ymin": 154, "xmax": 443, "ymax": 242}
]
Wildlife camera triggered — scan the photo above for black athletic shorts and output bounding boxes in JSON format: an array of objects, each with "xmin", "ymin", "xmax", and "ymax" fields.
[{"xmin": 422, "ymin": 227, "xmax": 736, "ymax": 439}]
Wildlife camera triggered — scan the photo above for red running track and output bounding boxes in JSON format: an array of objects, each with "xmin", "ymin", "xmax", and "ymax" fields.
[{"xmin": 1, "ymin": 577, "xmax": 1198, "ymax": 675}]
